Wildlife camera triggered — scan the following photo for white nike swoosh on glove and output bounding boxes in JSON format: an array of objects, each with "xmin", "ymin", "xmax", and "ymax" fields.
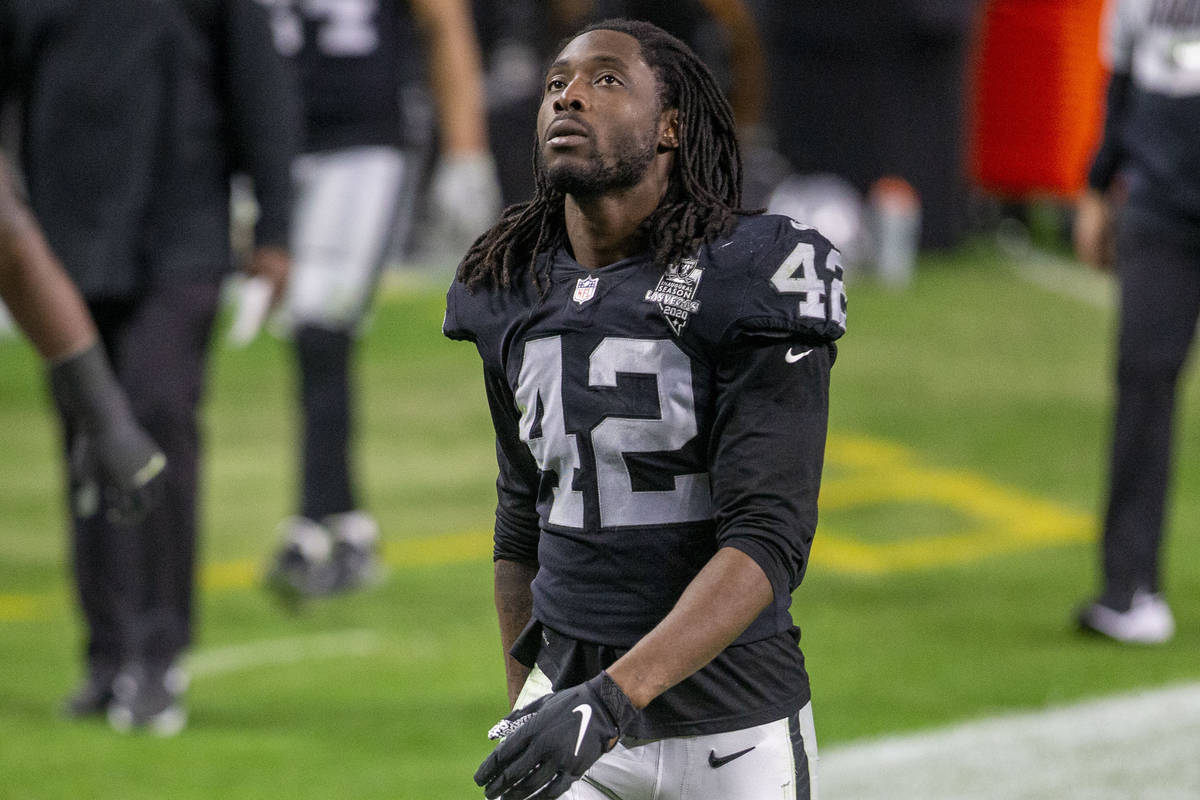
[{"xmin": 572, "ymin": 704, "xmax": 593, "ymax": 757}]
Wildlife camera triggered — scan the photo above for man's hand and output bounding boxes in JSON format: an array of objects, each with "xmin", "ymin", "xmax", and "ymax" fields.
[
  {"xmin": 475, "ymin": 671, "xmax": 633, "ymax": 800},
  {"xmin": 1074, "ymin": 188, "xmax": 1116, "ymax": 271},
  {"xmin": 244, "ymin": 245, "xmax": 290, "ymax": 306}
]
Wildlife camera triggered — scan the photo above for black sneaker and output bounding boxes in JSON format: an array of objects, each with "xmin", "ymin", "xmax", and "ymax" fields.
[
  {"xmin": 107, "ymin": 662, "xmax": 188, "ymax": 736},
  {"xmin": 62, "ymin": 665, "xmax": 119, "ymax": 718}
]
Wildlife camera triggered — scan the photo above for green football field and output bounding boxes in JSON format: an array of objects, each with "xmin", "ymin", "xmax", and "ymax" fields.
[{"xmin": 2, "ymin": 242, "xmax": 1198, "ymax": 798}]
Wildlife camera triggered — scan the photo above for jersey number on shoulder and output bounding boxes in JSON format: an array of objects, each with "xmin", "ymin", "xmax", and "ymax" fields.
[
  {"xmin": 515, "ymin": 336, "xmax": 711, "ymax": 529},
  {"xmin": 258, "ymin": 0, "xmax": 379, "ymax": 58},
  {"xmin": 770, "ymin": 241, "xmax": 847, "ymax": 329}
]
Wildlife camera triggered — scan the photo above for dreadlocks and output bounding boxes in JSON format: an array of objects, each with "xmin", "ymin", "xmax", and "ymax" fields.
[{"xmin": 456, "ymin": 18, "xmax": 745, "ymax": 294}]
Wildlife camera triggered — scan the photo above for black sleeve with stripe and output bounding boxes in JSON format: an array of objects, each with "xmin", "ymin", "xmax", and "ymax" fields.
[{"xmin": 483, "ymin": 367, "xmax": 541, "ymax": 566}]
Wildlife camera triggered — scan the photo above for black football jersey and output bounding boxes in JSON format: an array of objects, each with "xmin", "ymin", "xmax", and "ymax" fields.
[
  {"xmin": 257, "ymin": 0, "xmax": 417, "ymax": 152},
  {"xmin": 444, "ymin": 213, "xmax": 845, "ymax": 736}
]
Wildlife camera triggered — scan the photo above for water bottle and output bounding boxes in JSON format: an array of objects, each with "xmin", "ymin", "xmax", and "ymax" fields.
[{"xmin": 869, "ymin": 176, "xmax": 921, "ymax": 289}]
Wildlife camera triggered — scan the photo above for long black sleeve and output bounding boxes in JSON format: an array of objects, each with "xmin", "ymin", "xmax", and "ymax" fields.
[
  {"xmin": 709, "ymin": 339, "xmax": 832, "ymax": 610},
  {"xmin": 220, "ymin": 0, "xmax": 302, "ymax": 248},
  {"xmin": 1088, "ymin": 71, "xmax": 1133, "ymax": 192}
]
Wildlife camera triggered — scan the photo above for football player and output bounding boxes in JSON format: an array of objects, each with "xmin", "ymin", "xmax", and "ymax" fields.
[
  {"xmin": 445, "ymin": 19, "xmax": 845, "ymax": 799},
  {"xmin": 257, "ymin": 0, "xmax": 501, "ymax": 597}
]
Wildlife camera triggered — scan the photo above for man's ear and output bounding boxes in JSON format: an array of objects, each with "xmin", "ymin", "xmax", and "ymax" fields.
[{"xmin": 658, "ymin": 109, "xmax": 679, "ymax": 152}]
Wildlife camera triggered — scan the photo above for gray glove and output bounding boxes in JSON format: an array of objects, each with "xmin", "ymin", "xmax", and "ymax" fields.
[
  {"xmin": 429, "ymin": 152, "xmax": 502, "ymax": 245},
  {"xmin": 50, "ymin": 343, "xmax": 166, "ymax": 526}
]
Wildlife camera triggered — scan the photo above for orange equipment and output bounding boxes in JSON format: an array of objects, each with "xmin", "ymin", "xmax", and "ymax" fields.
[{"xmin": 970, "ymin": 0, "xmax": 1109, "ymax": 198}]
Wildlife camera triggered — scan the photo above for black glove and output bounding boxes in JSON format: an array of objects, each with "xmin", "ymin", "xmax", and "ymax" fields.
[
  {"xmin": 68, "ymin": 419, "xmax": 166, "ymax": 527},
  {"xmin": 50, "ymin": 343, "xmax": 167, "ymax": 527},
  {"xmin": 475, "ymin": 671, "xmax": 635, "ymax": 799}
]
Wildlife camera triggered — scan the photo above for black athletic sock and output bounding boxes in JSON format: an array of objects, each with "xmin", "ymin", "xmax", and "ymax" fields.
[{"xmin": 296, "ymin": 325, "xmax": 356, "ymax": 519}]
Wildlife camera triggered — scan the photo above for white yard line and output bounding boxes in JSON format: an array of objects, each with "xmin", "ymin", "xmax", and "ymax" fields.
[
  {"xmin": 1006, "ymin": 250, "xmax": 1116, "ymax": 310},
  {"xmin": 186, "ymin": 629, "xmax": 384, "ymax": 679},
  {"xmin": 146, "ymin": 627, "xmax": 1200, "ymax": 799},
  {"xmin": 820, "ymin": 682, "xmax": 1200, "ymax": 800},
  {"xmin": 185, "ymin": 630, "xmax": 1200, "ymax": 799}
]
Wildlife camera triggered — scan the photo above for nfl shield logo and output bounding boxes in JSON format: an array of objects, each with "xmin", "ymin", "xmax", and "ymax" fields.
[{"xmin": 573, "ymin": 276, "xmax": 599, "ymax": 305}]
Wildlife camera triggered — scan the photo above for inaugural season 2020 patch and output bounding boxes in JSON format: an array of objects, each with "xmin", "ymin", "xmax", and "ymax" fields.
[{"xmin": 645, "ymin": 258, "xmax": 702, "ymax": 335}]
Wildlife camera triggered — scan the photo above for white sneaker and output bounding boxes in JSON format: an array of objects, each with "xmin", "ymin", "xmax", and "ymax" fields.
[
  {"xmin": 107, "ymin": 661, "xmax": 188, "ymax": 737},
  {"xmin": 323, "ymin": 511, "xmax": 383, "ymax": 592},
  {"xmin": 279, "ymin": 516, "xmax": 335, "ymax": 561},
  {"xmin": 323, "ymin": 511, "xmax": 379, "ymax": 550},
  {"xmin": 265, "ymin": 513, "xmax": 382, "ymax": 599},
  {"xmin": 264, "ymin": 516, "xmax": 337, "ymax": 599},
  {"xmin": 1078, "ymin": 589, "xmax": 1175, "ymax": 644}
]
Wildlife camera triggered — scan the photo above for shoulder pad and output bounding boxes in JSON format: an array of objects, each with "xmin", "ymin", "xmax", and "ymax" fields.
[
  {"xmin": 699, "ymin": 215, "xmax": 847, "ymax": 346},
  {"xmin": 443, "ymin": 278, "xmax": 476, "ymax": 343},
  {"xmin": 443, "ymin": 271, "xmax": 541, "ymax": 371}
]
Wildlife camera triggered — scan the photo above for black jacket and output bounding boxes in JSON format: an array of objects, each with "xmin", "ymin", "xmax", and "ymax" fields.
[
  {"xmin": 0, "ymin": 0, "xmax": 301, "ymax": 299},
  {"xmin": 1087, "ymin": 0, "xmax": 1200, "ymax": 236}
]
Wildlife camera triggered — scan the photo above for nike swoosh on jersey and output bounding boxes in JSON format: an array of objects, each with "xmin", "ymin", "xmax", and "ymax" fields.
[
  {"xmin": 572, "ymin": 704, "xmax": 593, "ymax": 757},
  {"xmin": 785, "ymin": 347, "xmax": 813, "ymax": 363},
  {"xmin": 708, "ymin": 746, "xmax": 756, "ymax": 768}
]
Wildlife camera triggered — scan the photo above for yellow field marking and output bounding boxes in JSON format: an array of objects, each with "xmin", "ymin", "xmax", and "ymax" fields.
[
  {"xmin": 0, "ymin": 531, "xmax": 493, "ymax": 623},
  {"xmin": 200, "ymin": 530, "xmax": 493, "ymax": 592},
  {"xmin": 382, "ymin": 529, "xmax": 491, "ymax": 566},
  {"xmin": 203, "ymin": 559, "xmax": 261, "ymax": 590},
  {"xmin": 1, "ymin": 434, "xmax": 1094, "ymax": 619},
  {"xmin": 0, "ymin": 593, "xmax": 45, "ymax": 622},
  {"xmin": 816, "ymin": 434, "xmax": 1093, "ymax": 574}
]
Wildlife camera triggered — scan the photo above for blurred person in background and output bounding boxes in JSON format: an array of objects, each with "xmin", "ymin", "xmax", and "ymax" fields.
[
  {"xmin": 1074, "ymin": 0, "xmax": 1200, "ymax": 645},
  {"xmin": 255, "ymin": 0, "xmax": 501, "ymax": 599},
  {"xmin": 0, "ymin": 0, "xmax": 300, "ymax": 732},
  {"xmin": 0, "ymin": 151, "xmax": 165, "ymax": 534}
]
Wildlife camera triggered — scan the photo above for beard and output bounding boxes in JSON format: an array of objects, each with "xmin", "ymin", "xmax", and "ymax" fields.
[{"xmin": 541, "ymin": 125, "xmax": 660, "ymax": 197}]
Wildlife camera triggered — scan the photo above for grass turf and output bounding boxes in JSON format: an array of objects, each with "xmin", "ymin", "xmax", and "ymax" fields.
[{"xmin": 1, "ymin": 241, "xmax": 1198, "ymax": 798}]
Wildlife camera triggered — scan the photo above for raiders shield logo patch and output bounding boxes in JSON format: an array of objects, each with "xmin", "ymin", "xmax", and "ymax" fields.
[
  {"xmin": 644, "ymin": 258, "xmax": 703, "ymax": 335},
  {"xmin": 573, "ymin": 276, "xmax": 599, "ymax": 305}
]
